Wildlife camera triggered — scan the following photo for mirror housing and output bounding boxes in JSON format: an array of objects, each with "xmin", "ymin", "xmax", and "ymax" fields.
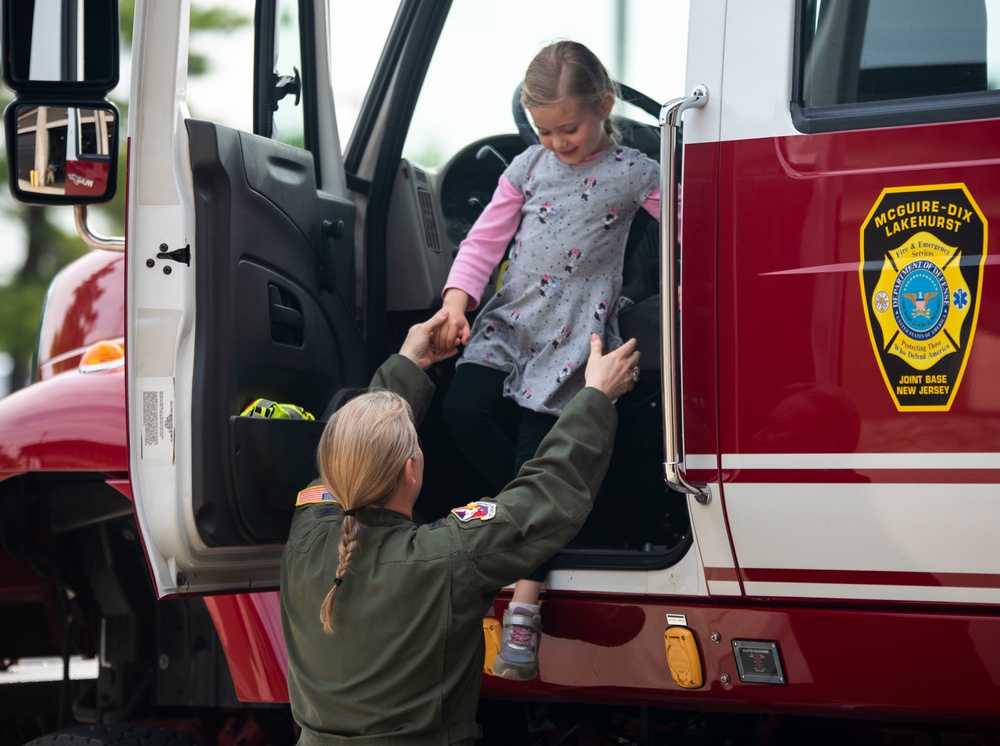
[
  {"xmin": 2, "ymin": 0, "xmax": 119, "ymax": 95},
  {"xmin": 1, "ymin": 0, "xmax": 121, "ymax": 206},
  {"xmin": 4, "ymin": 101, "xmax": 119, "ymax": 205}
]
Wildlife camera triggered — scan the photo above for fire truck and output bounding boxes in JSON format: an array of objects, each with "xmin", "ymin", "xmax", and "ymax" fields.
[{"xmin": 1, "ymin": 0, "xmax": 998, "ymax": 743}]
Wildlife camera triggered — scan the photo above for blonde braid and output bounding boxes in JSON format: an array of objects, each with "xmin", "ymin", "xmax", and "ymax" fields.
[
  {"xmin": 319, "ymin": 515, "xmax": 361, "ymax": 633},
  {"xmin": 314, "ymin": 390, "xmax": 417, "ymax": 633}
]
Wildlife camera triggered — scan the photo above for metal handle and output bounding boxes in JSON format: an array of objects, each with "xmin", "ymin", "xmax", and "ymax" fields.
[
  {"xmin": 74, "ymin": 205, "xmax": 125, "ymax": 251},
  {"xmin": 659, "ymin": 86, "xmax": 711, "ymax": 504}
]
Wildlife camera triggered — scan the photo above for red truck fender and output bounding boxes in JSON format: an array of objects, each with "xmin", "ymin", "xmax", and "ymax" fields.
[
  {"xmin": 204, "ymin": 593, "xmax": 289, "ymax": 703},
  {"xmin": 0, "ymin": 365, "xmax": 126, "ymax": 477}
]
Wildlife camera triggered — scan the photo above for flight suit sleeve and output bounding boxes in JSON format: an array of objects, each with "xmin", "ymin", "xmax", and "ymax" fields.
[
  {"xmin": 369, "ymin": 354, "xmax": 436, "ymax": 426},
  {"xmin": 448, "ymin": 387, "xmax": 618, "ymax": 593}
]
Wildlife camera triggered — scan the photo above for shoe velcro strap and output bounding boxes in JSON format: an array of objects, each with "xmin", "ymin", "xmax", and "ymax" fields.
[{"xmin": 506, "ymin": 613, "xmax": 542, "ymax": 631}]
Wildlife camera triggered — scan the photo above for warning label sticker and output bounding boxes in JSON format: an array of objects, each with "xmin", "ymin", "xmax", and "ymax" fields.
[{"xmin": 140, "ymin": 378, "xmax": 176, "ymax": 464}]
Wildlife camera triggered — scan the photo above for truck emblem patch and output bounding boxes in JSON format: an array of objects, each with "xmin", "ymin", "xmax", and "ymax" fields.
[
  {"xmin": 452, "ymin": 501, "xmax": 497, "ymax": 522},
  {"xmin": 860, "ymin": 184, "xmax": 986, "ymax": 411}
]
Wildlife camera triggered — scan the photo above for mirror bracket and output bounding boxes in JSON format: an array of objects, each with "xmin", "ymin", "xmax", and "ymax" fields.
[{"xmin": 75, "ymin": 206, "xmax": 124, "ymax": 251}]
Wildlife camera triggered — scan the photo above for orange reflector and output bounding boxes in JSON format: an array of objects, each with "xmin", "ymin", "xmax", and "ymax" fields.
[
  {"xmin": 79, "ymin": 340, "xmax": 125, "ymax": 374},
  {"xmin": 482, "ymin": 617, "xmax": 502, "ymax": 676},
  {"xmin": 665, "ymin": 626, "xmax": 704, "ymax": 689}
]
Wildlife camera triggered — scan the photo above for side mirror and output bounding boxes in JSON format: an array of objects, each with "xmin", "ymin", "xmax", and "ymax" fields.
[
  {"xmin": 2, "ymin": 0, "xmax": 119, "ymax": 94},
  {"xmin": 4, "ymin": 101, "xmax": 118, "ymax": 205}
]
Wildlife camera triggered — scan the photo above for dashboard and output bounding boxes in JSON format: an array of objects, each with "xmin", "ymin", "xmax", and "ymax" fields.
[{"xmin": 385, "ymin": 134, "xmax": 525, "ymax": 312}]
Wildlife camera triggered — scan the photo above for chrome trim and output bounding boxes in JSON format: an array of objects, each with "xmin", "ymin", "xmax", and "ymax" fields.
[
  {"xmin": 74, "ymin": 205, "xmax": 125, "ymax": 251},
  {"xmin": 659, "ymin": 86, "xmax": 711, "ymax": 505}
]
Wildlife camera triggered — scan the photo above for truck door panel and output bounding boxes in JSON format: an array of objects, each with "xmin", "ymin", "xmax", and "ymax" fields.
[
  {"xmin": 126, "ymin": 2, "xmax": 365, "ymax": 596},
  {"xmin": 678, "ymin": 138, "xmax": 735, "ymax": 597},
  {"xmin": 715, "ymin": 1, "xmax": 1000, "ymax": 605},
  {"xmin": 186, "ymin": 120, "xmax": 364, "ymax": 546}
]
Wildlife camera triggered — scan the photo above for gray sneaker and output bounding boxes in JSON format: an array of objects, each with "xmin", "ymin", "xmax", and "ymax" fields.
[{"xmin": 492, "ymin": 606, "xmax": 541, "ymax": 681}]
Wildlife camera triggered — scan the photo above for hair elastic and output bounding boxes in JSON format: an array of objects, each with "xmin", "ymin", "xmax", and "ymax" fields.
[
  {"xmin": 343, "ymin": 509, "xmax": 357, "ymax": 517},
  {"xmin": 333, "ymin": 577, "xmax": 343, "ymax": 587}
]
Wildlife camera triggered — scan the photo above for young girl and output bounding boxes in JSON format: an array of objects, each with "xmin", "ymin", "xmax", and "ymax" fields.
[{"xmin": 434, "ymin": 41, "xmax": 660, "ymax": 681}]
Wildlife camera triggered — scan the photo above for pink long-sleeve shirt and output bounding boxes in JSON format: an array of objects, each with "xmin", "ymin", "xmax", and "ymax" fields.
[{"xmin": 445, "ymin": 171, "xmax": 662, "ymax": 311}]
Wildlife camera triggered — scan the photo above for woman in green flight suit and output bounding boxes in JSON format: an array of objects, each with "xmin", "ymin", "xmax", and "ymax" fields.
[{"xmin": 280, "ymin": 309, "xmax": 640, "ymax": 745}]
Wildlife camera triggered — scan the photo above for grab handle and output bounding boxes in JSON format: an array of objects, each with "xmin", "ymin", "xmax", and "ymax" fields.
[{"xmin": 659, "ymin": 86, "xmax": 711, "ymax": 505}]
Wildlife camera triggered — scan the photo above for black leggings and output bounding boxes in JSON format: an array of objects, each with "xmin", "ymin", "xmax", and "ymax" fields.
[{"xmin": 443, "ymin": 363, "xmax": 557, "ymax": 582}]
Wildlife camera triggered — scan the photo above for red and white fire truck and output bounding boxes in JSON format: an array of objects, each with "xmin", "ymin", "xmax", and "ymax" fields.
[{"xmin": 1, "ymin": 0, "xmax": 998, "ymax": 743}]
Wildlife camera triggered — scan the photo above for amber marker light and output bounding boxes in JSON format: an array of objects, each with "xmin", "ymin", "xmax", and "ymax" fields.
[
  {"xmin": 79, "ymin": 340, "xmax": 126, "ymax": 374},
  {"xmin": 481, "ymin": 617, "xmax": 502, "ymax": 676},
  {"xmin": 665, "ymin": 625, "xmax": 704, "ymax": 689}
]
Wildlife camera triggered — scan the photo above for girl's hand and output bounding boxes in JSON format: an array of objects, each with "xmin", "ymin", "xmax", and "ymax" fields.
[
  {"xmin": 400, "ymin": 310, "xmax": 459, "ymax": 370},
  {"xmin": 584, "ymin": 335, "xmax": 640, "ymax": 400},
  {"xmin": 434, "ymin": 289, "xmax": 472, "ymax": 354}
]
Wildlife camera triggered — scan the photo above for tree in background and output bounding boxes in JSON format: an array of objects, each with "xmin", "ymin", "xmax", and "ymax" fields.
[
  {"xmin": 0, "ymin": 2, "xmax": 248, "ymax": 394},
  {"xmin": 0, "ymin": 113, "xmax": 88, "ymax": 392}
]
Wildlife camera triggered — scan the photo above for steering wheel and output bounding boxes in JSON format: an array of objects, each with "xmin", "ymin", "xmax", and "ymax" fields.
[{"xmin": 512, "ymin": 82, "xmax": 662, "ymax": 156}]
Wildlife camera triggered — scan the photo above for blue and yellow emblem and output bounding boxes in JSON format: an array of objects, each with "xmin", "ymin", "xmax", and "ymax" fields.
[{"xmin": 860, "ymin": 184, "xmax": 986, "ymax": 411}]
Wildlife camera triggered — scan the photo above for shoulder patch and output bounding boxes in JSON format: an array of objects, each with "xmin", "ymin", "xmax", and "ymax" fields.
[
  {"xmin": 296, "ymin": 485, "xmax": 335, "ymax": 506},
  {"xmin": 451, "ymin": 501, "xmax": 497, "ymax": 522}
]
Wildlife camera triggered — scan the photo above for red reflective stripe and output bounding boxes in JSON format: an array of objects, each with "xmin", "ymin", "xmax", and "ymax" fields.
[{"xmin": 741, "ymin": 568, "xmax": 1000, "ymax": 589}]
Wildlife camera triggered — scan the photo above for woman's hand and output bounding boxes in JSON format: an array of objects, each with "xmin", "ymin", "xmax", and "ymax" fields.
[
  {"xmin": 400, "ymin": 310, "xmax": 460, "ymax": 370},
  {"xmin": 433, "ymin": 289, "xmax": 472, "ymax": 354},
  {"xmin": 584, "ymin": 335, "xmax": 641, "ymax": 400}
]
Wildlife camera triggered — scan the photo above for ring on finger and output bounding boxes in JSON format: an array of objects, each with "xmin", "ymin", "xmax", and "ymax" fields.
[{"xmin": 631, "ymin": 368, "xmax": 639, "ymax": 383}]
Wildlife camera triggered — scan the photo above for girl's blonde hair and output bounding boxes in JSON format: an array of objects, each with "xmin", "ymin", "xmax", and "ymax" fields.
[
  {"xmin": 520, "ymin": 40, "xmax": 621, "ymax": 142},
  {"xmin": 316, "ymin": 389, "xmax": 418, "ymax": 633}
]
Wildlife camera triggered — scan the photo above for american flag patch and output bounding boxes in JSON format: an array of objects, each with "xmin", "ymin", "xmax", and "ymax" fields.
[{"xmin": 296, "ymin": 485, "xmax": 334, "ymax": 506}]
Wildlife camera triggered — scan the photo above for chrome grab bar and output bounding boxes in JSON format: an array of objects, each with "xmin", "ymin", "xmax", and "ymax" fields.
[
  {"xmin": 74, "ymin": 205, "xmax": 125, "ymax": 251},
  {"xmin": 659, "ymin": 86, "xmax": 711, "ymax": 505}
]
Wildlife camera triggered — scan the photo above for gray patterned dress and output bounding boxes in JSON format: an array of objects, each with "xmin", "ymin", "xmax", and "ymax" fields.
[{"xmin": 457, "ymin": 144, "xmax": 659, "ymax": 415}]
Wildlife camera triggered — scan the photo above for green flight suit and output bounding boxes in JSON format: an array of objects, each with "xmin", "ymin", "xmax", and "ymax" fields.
[{"xmin": 280, "ymin": 354, "xmax": 617, "ymax": 745}]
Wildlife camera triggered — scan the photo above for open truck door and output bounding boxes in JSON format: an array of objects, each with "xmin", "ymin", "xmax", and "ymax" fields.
[
  {"xmin": 126, "ymin": 1, "xmax": 365, "ymax": 597},
  {"xmin": 123, "ymin": 0, "xmax": 693, "ymax": 601}
]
